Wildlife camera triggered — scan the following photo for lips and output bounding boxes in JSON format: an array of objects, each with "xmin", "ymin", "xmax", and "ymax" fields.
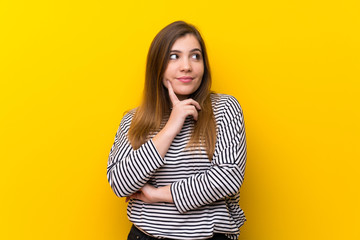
[{"xmin": 177, "ymin": 76, "xmax": 194, "ymax": 83}]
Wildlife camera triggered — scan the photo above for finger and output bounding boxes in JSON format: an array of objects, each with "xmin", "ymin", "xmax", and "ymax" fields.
[
  {"xmin": 126, "ymin": 191, "xmax": 140, "ymax": 202},
  {"xmin": 166, "ymin": 80, "xmax": 180, "ymax": 106},
  {"xmin": 191, "ymin": 108, "xmax": 199, "ymax": 121},
  {"xmin": 184, "ymin": 106, "xmax": 199, "ymax": 121},
  {"xmin": 126, "ymin": 194, "xmax": 134, "ymax": 202},
  {"xmin": 183, "ymin": 98, "xmax": 201, "ymax": 111}
]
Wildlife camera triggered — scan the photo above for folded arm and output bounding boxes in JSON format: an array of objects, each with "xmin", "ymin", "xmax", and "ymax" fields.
[{"xmin": 107, "ymin": 113, "xmax": 165, "ymax": 198}]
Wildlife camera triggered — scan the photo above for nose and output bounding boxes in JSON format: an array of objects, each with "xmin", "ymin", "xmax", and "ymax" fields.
[{"xmin": 180, "ymin": 58, "xmax": 192, "ymax": 72}]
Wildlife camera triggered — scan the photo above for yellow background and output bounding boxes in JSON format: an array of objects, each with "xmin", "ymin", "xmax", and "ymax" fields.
[{"xmin": 1, "ymin": 0, "xmax": 359, "ymax": 239}]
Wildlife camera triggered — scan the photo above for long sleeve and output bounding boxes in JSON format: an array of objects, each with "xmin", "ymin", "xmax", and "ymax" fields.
[
  {"xmin": 170, "ymin": 96, "xmax": 247, "ymax": 213},
  {"xmin": 107, "ymin": 111, "xmax": 165, "ymax": 198}
]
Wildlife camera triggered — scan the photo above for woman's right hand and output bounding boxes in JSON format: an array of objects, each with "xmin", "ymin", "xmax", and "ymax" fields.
[
  {"xmin": 164, "ymin": 80, "xmax": 201, "ymax": 136},
  {"xmin": 151, "ymin": 81, "xmax": 201, "ymax": 158}
]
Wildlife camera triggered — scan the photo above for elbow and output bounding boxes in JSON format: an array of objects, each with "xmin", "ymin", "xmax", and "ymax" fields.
[
  {"xmin": 107, "ymin": 172, "xmax": 129, "ymax": 198},
  {"xmin": 108, "ymin": 180, "xmax": 123, "ymax": 198},
  {"xmin": 110, "ymin": 182, "xmax": 126, "ymax": 198},
  {"xmin": 212, "ymin": 165, "xmax": 244, "ymax": 197},
  {"xmin": 226, "ymin": 176, "xmax": 243, "ymax": 197},
  {"xmin": 107, "ymin": 169, "xmax": 144, "ymax": 198},
  {"xmin": 221, "ymin": 168, "xmax": 244, "ymax": 197}
]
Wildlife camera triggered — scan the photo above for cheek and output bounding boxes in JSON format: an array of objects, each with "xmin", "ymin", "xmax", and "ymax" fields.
[
  {"xmin": 164, "ymin": 64, "xmax": 176, "ymax": 77},
  {"xmin": 197, "ymin": 64, "xmax": 205, "ymax": 78},
  {"xmin": 162, "ymin": 78, "xmax": 168, "ymax": 89},
  {"xmin": 196, "ymin": 61, "xmax": 204, "ymax": 72},
  {"xmin": 162, "ymin": 66, "xmax": 171, "ymax": 82}
]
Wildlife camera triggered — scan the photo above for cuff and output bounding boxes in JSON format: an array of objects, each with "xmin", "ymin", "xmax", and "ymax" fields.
[{"xmin": 170, "ymin": 181, "xmax": 187, "ymax": 214}]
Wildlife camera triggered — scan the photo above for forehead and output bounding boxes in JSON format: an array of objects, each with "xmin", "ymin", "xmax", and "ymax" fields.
[{"xmin": 171, "ymin": 34, "xmax": 202, "ymax": 51}]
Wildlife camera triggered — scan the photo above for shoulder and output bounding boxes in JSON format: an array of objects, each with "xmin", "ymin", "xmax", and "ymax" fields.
[
  {"xmin": 211, "ymin": 93, "xmax": 243, "ymax": 120},
  {"xmin": 118, "ymin": 108, "xmax": 137, "ymax": 133}
]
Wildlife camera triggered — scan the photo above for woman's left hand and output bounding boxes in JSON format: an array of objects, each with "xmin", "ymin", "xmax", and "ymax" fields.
[
  {"xmin": 126, "ymin": 184, "xmax": 173, "ymax": 203},
  {"xmin": 126, "ymin": 184, "xmax": 158, "ymax": 203}
]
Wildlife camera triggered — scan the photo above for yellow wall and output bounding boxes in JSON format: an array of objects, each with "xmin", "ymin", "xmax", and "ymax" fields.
[{"xmin": 1, "ymin": 0, "xmax": 359, "ymax": 239}]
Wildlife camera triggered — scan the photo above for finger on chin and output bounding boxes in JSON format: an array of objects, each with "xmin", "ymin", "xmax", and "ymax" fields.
[{"xmin": 167, "ymin": 80, "xmax": 179, "ymax": 104}]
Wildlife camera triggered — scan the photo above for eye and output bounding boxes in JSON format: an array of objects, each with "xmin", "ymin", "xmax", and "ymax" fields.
[
  {"xmin": 170, "ymin": 54, "xmax": 178, "ymax": 60},
  {"xmin": 191, "ymin": 53, "xmax": 201, "ymax": 60}
]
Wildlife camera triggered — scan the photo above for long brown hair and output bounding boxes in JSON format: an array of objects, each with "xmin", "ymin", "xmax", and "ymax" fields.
[{"xmin": 128, "ymin": 21, "xmax": 216, "ymax": 159}]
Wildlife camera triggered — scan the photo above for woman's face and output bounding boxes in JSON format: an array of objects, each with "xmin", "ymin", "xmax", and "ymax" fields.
[{"xmin": 163, "ymin": 34, "xmax": 204, "ymax": 101}]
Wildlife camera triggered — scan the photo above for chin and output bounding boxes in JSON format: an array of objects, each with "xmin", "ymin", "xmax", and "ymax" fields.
[{"xmin": 174, "ymin": 88, "xmax": 196, "ymax": 96}]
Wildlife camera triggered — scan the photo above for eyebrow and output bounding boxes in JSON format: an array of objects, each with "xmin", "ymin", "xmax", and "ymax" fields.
[{"xmin": 170, "ymin": 48, "xmax": 202, "ymax": 53}]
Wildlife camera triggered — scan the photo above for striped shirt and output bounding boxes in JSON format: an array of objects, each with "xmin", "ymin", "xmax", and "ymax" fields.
[{"xmin": 107, "ymin": 93, "xmax": 247, "ymax": 240}]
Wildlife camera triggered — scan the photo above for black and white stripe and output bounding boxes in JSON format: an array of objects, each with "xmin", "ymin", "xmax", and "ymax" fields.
[{"xmin": 107, "ymin": 94, "xmax": 247, "ymax": 240}]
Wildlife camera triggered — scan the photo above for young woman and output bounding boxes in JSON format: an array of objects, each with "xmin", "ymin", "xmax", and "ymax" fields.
[{"xmin": 107, "ymin": 21, "xmax": 247, "ymax": 240}]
